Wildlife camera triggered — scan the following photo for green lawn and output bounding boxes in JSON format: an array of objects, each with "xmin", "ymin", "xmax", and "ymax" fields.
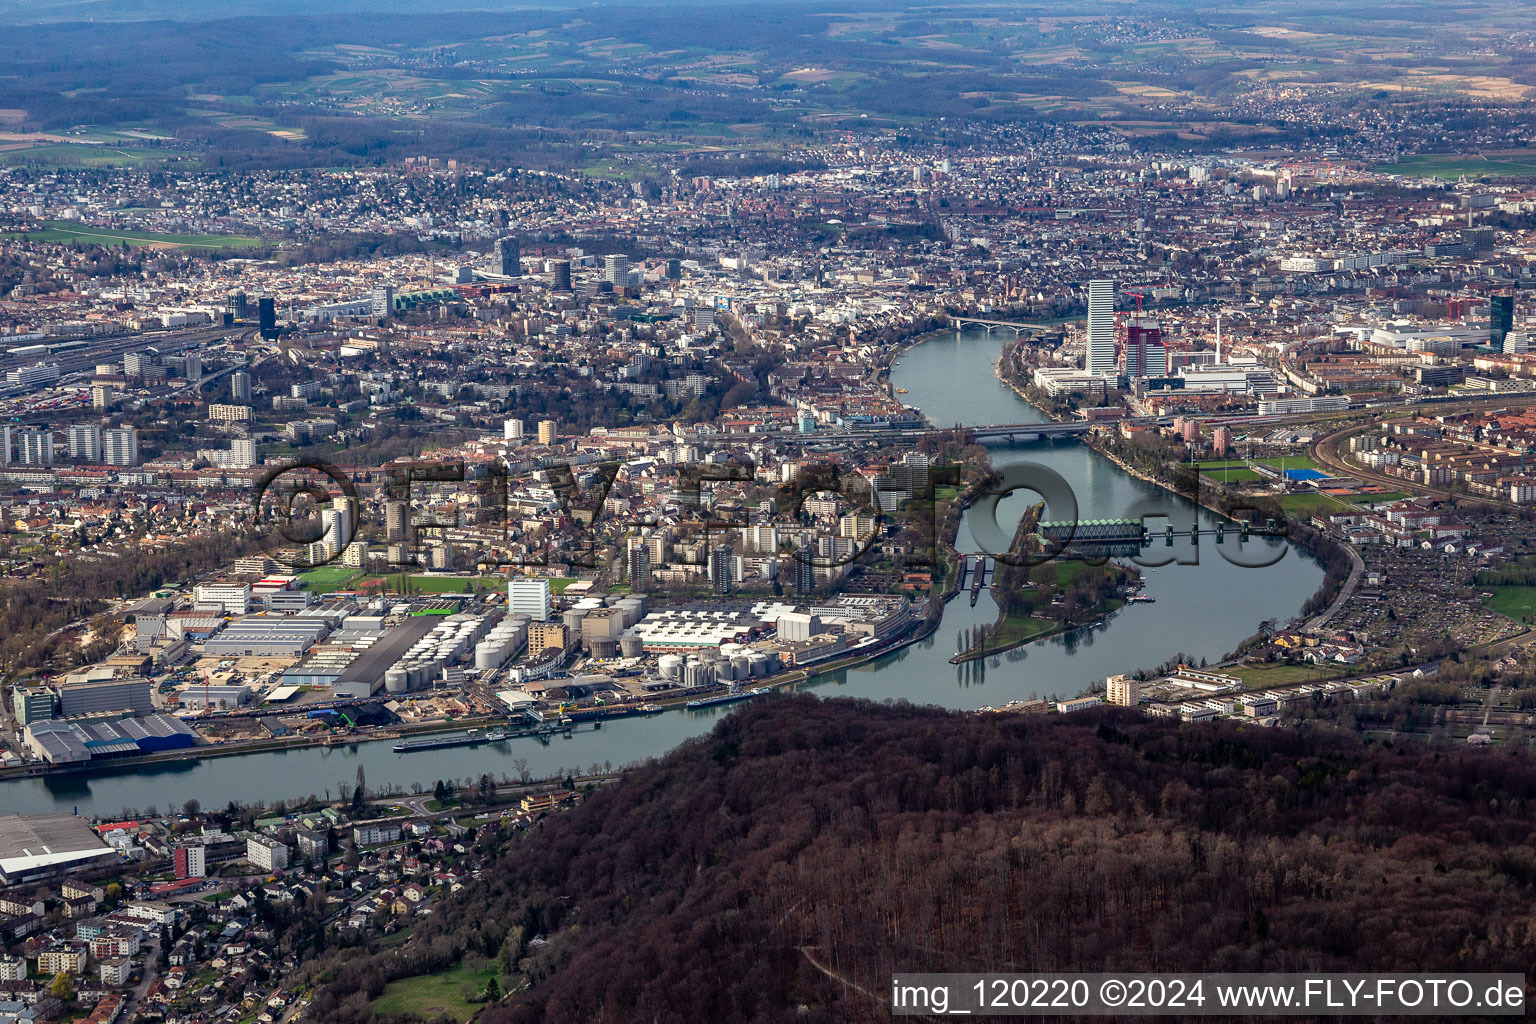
[
  {"xmin": 299, "ymin": 566, "xmax": 362, "ymax": 593},
  {"xmin": 4, "ymin": 219, "xmax": 260, "ymax": 249},
  {"xmin": 0, "ymin": 143, "xmax": 178, "ymax": 168},
  {"xmin": 995, "ymin": 613, "xmax": 1056, "ymax": 642},
  {"xmin": 1226, "ymin": 662, "xmax": 1351, "ymax": 689},
  {"xmin": 1485, "ymin": 585, "xmax": 1536, "ymax": 624},
  {"xmin": 1280, "ymin": 492, "xmax": 1345, "ymax": 517},
  {"xmin": 1256, "ymin": 455, "xmax": 1322, "ymax": 474},
  {"xmin": 370, "ymin": 959, "xmax": 500, "ymax": 1022},
  {"xmin": 1375, "ymin": 153, "xmax": 1536, "ymax": 181},
  {"xmin": 1196, "ymin": 466, "xmax": 1264, "ymax": 484}
]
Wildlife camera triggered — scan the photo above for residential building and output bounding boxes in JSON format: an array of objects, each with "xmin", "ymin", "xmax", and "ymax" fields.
[{"xmin": 246, "ymin": 836, "xmax": 289, "ymax": 872}]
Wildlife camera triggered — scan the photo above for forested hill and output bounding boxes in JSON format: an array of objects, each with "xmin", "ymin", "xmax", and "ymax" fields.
[{"xmin": 315, "ymin": 696, "xmax": 1536, "ymax": 1023}]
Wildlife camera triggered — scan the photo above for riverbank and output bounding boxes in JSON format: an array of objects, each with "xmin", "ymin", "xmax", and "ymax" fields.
[
  {"xmin": 991, "ymin": 336, "xmax": 1359, "ymax": 643},
  {"xmin": 950, "ymin": 615, "xmax": 1073, "ymax": 664}
]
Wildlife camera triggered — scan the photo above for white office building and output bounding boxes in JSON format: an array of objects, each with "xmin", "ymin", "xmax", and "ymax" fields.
[
  {"xmin": 1086, "ymin": 279, "xmax": 1117, "ymax": 374},
  {"xmin": 509, "ymin": 577, "xmax": 552, "ymax": 621}
]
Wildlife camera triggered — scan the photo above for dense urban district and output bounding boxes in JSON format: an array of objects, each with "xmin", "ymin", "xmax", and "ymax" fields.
[{"xmin": 0, "ymin": 0, "xmax": 1533, "ymax": 1020}]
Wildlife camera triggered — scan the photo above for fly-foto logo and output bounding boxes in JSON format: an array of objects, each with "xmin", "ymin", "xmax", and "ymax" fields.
[{"xmin": 247, "ymin": 449, "xmax": 1287, "ymax": 573}]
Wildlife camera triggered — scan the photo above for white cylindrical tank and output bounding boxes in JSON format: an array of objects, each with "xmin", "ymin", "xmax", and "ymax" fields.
[
  {"xmin": 475, "ymin": 641, "xmax": 507, "ymax": 672},
  {"xmin": 658, "ymin": 654, "xmax": 684, "ymax": 680},
  {"xmin": 385, "ymin": 668, "xmax": 410, "ymax": 693}
]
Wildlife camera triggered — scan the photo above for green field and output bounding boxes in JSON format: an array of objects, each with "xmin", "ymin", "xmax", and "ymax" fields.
[
  {"xmin": 1226, "ymin": 662, "xmax": 1351, "ymax": 689},
  {"xmin": 1376, "ymin": 153, "xmax": 1536, "ymax": 181},
  {"xmin": 1280, "ymin": 492, "xmax": 1346, "ymax": 518},
  {"xmin": 967, "ymin": 613, "xmax": 1058, "ymax": 660},
  {"xmin": 298, "ymin": 566, "xmax": 362, "ymax": 593},
  {"xmin": 4, "ymin": 219, "xmax": 260, "ymax": 249},
  {"xmin": 383, "ymin": 573, "xmax": 499, "ymax": 594},
  {"xmin": 1484, "ymin": 585, "xmax": 1536, "ymax": 624},
  {"xmin": 1256, "ymin": 455, "xmax": 1322, "ymax": 474},
  {"xmin": 0, "ymin": 143, "xmax": 180, "ymax": 168},
  {"xmin": 1193, "ymin": 463, "xmax": 1264, "ymax": 484},
  {"xmin": 369, "ymin": 959, "xmax": 500, "ymax": 1022}
]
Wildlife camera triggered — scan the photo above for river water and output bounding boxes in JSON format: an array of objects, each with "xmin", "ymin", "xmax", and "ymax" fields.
[{"xmin": 1, "ymin": 330, "xmax": 1322, "ymax": 816}]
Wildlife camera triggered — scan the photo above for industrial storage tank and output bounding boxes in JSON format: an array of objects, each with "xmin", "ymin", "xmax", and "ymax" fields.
[
  {"xmin": 683, "ymin": 659, "xmax": 711, "ymax": 687},
  {"xmin": 614, "ymin": 598, "xmax": 644, "ymax": 628},
  {"xmin": 407, "ymin": 662, "xmax": 432, "ymax": 689},
  {"xmin": 747, "ymin": 652, "xmax": 770, "ymax": 677},
  {"xmin": 619, "ymin": 633, "xmax": 644, "ymax": 659},
  {"xmin": 562, "ymin": 608, "xmax": 587, "ymax": 633},
  {"xmin": 475, "ymin": 641, "xmax": 508, "ymax": 672},
  {"xmin": 658, "ymin": 654, "xmax": 684, "ymax": 680},
  {"xmin": 730, "ymin": 654, "xmax": 751, "ymax": 678},
  {"xmin": 589, "ymin": 637, "xmax": 618, "ymax": 660},
  {"xmin": 385, "ymin": 668, "xmax": 410, "ymax": 693}
]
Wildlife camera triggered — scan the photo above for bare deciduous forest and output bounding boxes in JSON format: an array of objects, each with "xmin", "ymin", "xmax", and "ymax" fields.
[{"xmin": 307, "ymin": 695, "xmax": 1536, "ymax": 1022}]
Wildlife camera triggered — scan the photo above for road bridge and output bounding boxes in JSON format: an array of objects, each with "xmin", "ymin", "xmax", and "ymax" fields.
[{"xmin": 951, "ymin": 318, "xmax": 1058, "ymax": 335}]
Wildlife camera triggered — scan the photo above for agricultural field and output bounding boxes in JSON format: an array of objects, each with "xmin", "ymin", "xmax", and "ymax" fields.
[
  {"xmin": 1375, "ymin": 152, "xmax": 1536, "ymax": 181},
  {"xmin": 0, "ymin": 142, "xmax": 181, "ymax": 168},
  {"xmin": 4, "ymin": 219, "xmax": 260, "ymax": 249}
]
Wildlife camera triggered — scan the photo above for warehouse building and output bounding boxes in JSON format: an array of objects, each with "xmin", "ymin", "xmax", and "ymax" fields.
[
  {"xmin": 25, "ymin": 715, "xmax": 196, "ymax": 764},
  {"xmin": 57, "ymin": 678, "xmax": 153, "ymax": 719},
  {"xmin": 0, "ymin": 814, "xmax": 117, "ymax": 884},
  {"xmin": 177, "ymin": 685, "xmax": 250, "ymax": 711},
  {"xmin": 201, "ymin": 617, "xmax": 331, "ymax": 657}
]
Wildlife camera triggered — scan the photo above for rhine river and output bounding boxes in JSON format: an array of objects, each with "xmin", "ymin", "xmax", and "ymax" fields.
[{"xmin": 0, "ymin": 329, "xmax": 1323, "ymax": 816}]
